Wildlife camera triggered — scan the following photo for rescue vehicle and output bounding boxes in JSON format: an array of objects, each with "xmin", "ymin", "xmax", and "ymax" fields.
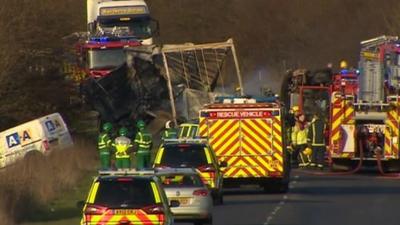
[
  {"xmin": 0, "ymin": 113, "xmax": 73, "ymax": 168},
  {"xmin": 198, "ymin": 96, "xmax": 290, "ymax": 192},
  {"xmin": 329, "ymin": 35, "xmax": 400, "ymax": 171}
]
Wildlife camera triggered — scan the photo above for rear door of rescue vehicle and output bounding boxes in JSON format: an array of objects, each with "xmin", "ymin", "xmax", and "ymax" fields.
[{"xmin": 199, "ymin": 98, "xmax": 290, "ymax": 192}]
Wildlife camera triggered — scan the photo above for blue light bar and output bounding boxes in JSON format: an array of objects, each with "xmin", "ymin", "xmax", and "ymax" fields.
[{"xmin": 89, "ymin": 36, "xmax": 111, "ymax": 42}]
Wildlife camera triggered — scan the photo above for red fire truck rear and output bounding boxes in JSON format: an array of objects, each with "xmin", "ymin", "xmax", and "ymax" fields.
[
  {"xmin": 329, "ymin": 35, "xmax": 400, "ymax": 171},
  {"xmin": 199, "ymin": 97, "xmax": 290, "ymax": 192}
]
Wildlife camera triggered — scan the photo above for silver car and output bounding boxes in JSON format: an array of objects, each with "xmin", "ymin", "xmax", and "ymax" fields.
[{"xmin": 156, "ymin": 168, "xmax": 213, "ymax": 225}]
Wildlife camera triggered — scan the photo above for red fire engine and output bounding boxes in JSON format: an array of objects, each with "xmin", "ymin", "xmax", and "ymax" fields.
[{"xmin": 329, "ymin": 35, "xmax": 400, "ymax": 172}]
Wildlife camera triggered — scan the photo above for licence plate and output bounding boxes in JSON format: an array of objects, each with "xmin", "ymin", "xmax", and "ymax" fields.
[
  {"xmin": 113, "ymin": 209, "xmax": 137, "ymax": 215},
  {"xmin": 171, "ymin": 198, "xmax": 190, "ymax": 206}
]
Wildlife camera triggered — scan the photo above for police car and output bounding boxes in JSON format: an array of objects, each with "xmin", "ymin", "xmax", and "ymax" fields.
[
  {"xmin": 153, "ymin": 139, "xmax": 225, "ymax": 205},
  {"xmin": 79, "ymin": 170, "xmax": 177, "ymax": 225}
]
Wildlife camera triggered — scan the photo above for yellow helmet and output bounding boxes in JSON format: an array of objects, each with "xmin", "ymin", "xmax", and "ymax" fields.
[
  {"xmin": 304, "ymin": 147, "xmax": 312, "ymax": 156},
  {"xmin": 340, "ymin": 60, "xmax": 348, "ymax": 69},
  {"xmin": 292, "ymin": 106, "xmax": 299, "ymax": 112}
]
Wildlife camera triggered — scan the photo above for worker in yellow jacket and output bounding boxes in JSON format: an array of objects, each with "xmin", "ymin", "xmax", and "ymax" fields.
[{"xmin": 291, "ymin": 113, "xmax": 308, "ymax": 167}]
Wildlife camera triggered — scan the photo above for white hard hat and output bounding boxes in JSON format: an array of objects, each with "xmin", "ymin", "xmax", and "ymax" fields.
[{"xmin": 165, "ymin": 120, "xmax": 172, "ymax": 129}]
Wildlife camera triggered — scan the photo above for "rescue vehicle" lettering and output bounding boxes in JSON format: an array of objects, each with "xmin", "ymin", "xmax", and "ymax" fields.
[{"xmin": 208, "ymin": 111, "xmax": 272, "ymax": 119}]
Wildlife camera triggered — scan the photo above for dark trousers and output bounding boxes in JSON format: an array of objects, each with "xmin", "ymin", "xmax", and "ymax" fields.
[
  {"xmin": 312, "ymin": 145, "xmax": 326, "ymax": 165},
  {"xmin": 292, "ymin": 144, "xmax": 307, "ymax": 165}
]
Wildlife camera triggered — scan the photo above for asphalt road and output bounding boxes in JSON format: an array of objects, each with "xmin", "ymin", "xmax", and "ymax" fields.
[{"xmin": 178, "ymin": 168, "xmax": 400, "ymax": 225}]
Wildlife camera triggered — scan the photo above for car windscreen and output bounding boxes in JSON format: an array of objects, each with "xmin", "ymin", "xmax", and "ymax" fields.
[
  {"xmin": 99, "ymin": 17, "xmax": 152, "ymax": 39},
  {"xmin": 160, "ymin": 174, "xmax": 203, "ymax": 187},
  {"xmin": 94, "ymin": 178, "xmax": 156, "ymax": 208},
  {"xmin": 160, "ymin": 145, "xmax": 209, "ymax": 168}
]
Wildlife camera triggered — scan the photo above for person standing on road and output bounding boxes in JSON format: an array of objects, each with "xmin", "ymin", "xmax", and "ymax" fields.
[
  {"xmin": 97, "ymin": 122, "xmax": 113, "ymax": 170},
  {"xmin": 291, "ymin": 113, "xmax": 308, "ymax": 167},
  {"xmin": 134, "ymin": 120, "xmax": 152, "ymax": 170},
  {"xmin": 161, "ymin": 120, "xmax": 178, "ymax": 141},
  {"xmin": 308, "ymin": 113, "xmax": 327, "ymax": 169},
  {"xmin": 113, "ymin": 127, "xmax": 132, "ymax": 170}
]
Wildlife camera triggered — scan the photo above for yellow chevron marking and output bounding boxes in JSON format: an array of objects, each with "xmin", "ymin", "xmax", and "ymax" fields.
[
  {"xmin": 90, "ymin": 214, "xmax": 159, "ymax": 224},
  {"xmin": 272, "ymin": 136, "xmax": 283, "ymax": 152},
  {"xmin": 210, "ymin": 120, "xmax": 235, "ymax": 142},
  {"xmin": 273, "ymin": 152, "xmax": 283, "ymax": 163},
  {"xmin": 386, "ymin": 120, "xmax": 397, "ymax": 136},
  {"xmin": 345, "ymin": 107, "xmax": 354, "ymax": 119},
  {"xmin": 209, "ymin": 119, "xmax": 224, "ymax": 134},
  {"xmin": 247, "ymin": 119, "xmax": 272, "ymax": 137},
  {"xmin": 212, "ymin": 121, "xmax": 240, "ymax": 151},
  {"xmin": 235, "ymin": 169, "xmax": 248, "ymax": 177},
  {"xmin": 253, "ymin": 119, "xmax": 283, "ymax": 153},
  {"xmin": 273, "ymin": 122, "xmax": 281, "ymax": 134},
  {"xmin": 241, "ymin": 142, "xmax": 274, "ymax": 171},
  {"xmin": 226, "ymin": 156, "xmax": 240, "ymax": 166},
  {"xmin": 199, "ymin": 118, "xmax": 206, "ymax": 134},
  {"xmin": 200, "ymin": 172, "xmax": 215, "ymax": 188},
  {"xmin": 241, "ymin": 121, "xmax": 271, "ymax": 151},
  {"xmin": 217, "ymin": 138, "xmax": 241, "ymax": 157},
  {"xmin": 241, "ymin": 156, "xmax": 268, "ymax": 174},
  {"xmin": 241, "ymin": 131, "xmax": 271, "ymax": 155}
]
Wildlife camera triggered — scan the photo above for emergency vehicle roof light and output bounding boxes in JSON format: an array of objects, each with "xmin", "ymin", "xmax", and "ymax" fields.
[
  {"xmin": 214, "ymin": 96, "xmax": 277, "ymax": 103},
  {"xmin": 90, "ymin": 36, "xmax": 111, "ymax": 42},
  {"xmin": 98, "ymin": 169, "xmax": 155, "ymax": 176}
]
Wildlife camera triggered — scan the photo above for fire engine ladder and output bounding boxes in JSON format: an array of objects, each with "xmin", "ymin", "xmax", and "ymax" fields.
[{"xmin": 160, "ymin": 38, "xmax": 245, "ymax": 125}]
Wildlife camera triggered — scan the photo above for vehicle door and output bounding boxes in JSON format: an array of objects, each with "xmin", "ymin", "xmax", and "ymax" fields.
[
  {"xmin": 205, "ymin": 118, "xmax": 241, "ymax": 178},
  {"xmin": 239, "ymin": 117, "xmax": 276, "ymax": 178}
]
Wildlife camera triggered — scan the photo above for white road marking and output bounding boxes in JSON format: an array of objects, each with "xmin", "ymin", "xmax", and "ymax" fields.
[{"xmin": 264, "ymin": 175, "xmax": 300, "ymax": 224}]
